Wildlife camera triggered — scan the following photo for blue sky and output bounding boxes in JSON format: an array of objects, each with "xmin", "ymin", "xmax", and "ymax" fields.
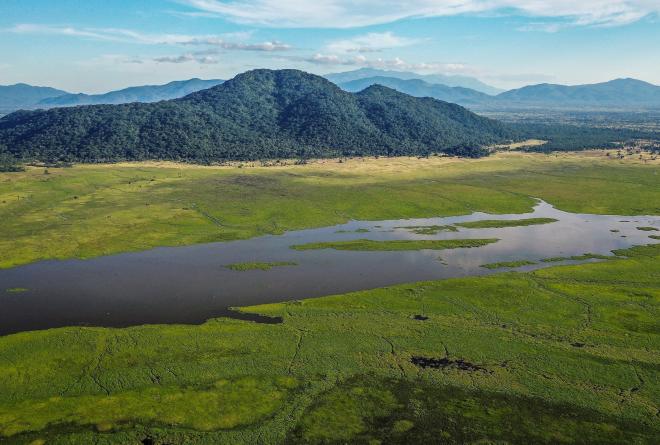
[{"xmin": 1, "ymin": 0, "xmax": 659, "ymax": 93}]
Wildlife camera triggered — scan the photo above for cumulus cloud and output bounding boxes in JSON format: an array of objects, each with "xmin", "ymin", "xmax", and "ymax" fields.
[
  {"xmin": 325, "ymin": 32, "xmax": 421, "ymax": 53},
  {"xmin": 6, "ymin": 24, "xmax": 291, "ymax": 51},
  {"xmin": 180, "ymin": 0, "xmax": 660, "ymax": 28}
]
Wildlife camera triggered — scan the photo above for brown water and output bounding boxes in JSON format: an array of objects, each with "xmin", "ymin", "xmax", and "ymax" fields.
[{"xmin": 1, "ymin": 200, "xmax": 658, "ymax": 335}]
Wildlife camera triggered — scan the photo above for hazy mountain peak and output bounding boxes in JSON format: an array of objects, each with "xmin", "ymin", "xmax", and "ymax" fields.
[{"xmin": 325, "ymin": 68, "xmax": 504, "ymax": 95}]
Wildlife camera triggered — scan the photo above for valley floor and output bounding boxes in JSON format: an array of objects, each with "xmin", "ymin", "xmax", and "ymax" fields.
[
  {"xmin": 1, "ymin": 151, "xmax": 659, "ymax": 269},
  {"xmin": 0, "ymin": 151, "xmax": 658, "ymax": 444}
]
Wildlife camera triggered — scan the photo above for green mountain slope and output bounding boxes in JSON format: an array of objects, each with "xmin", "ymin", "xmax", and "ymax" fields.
[
  {"xmin": 339, "ymin": 76, "xmax": 493, "ymax": 106},
  {"xmin": 0, "ymin": 69, "xmax": 515, "ymax": 162}
]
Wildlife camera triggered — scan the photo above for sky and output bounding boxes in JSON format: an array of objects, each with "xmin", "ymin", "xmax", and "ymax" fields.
[{"xmin": 0, "ymin": 0, "xmax": 659, "ymax": 93}]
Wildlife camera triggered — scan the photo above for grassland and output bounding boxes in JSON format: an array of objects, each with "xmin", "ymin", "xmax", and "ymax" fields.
[
  {"xmin": 455, "ymin": 217, "xmax": 558, "ymax": 229},
  {"xmin": 480, "ymin": 260, "xmax": 537, "ymax": 269},
  {"xmin": 225, "ymin": 262, "xmax": 297, "ymax": 271},
  {"xmin": 1, "ymin": 151, "xmax": 659, "ymax": 443},
  {"xmin": 1, "ymin": 151, "xmax": 659, "ymax": 269},
  {"xmin": 0, "ymin": 243, "xmax": 658, "ymax": 444},
  {"xmin": 637, "ymin": 226, "xmax": 659, "ymax": 231},
  {"xmin": 290, "ymin": 239, "xmax": 498, "ymax": 251}
]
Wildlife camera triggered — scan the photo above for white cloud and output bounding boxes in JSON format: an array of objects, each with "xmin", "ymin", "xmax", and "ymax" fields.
[
  {"xmin": 294, "ymin": 53, "xmax": 469, "ymax": 74},
  {"xmin": 5, "ymin": 24, "xmax": 291, "ymax": 51},
  {"xmin": 153, "ymin": 54, "xmax": 220, "ymax": 64},
  {"xmin": 179, "ymin": 0, "xmax": 660, "ymax": 28},
  {"xmin": 325, "ymin": 32, "xmax": 421, "ymax": 53}
]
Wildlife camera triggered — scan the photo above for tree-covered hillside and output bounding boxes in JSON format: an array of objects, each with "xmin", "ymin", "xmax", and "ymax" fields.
[
  {"xmin": 339, "ymin": 76, "xmax": 492, "ymax": 106},
  {"xmin": 0, "ymin": 69, "xmax": 516, "ymax": 162}
]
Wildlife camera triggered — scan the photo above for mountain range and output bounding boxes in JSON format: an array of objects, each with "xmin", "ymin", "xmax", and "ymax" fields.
[
  {"xmin": 3, "ymin": 70, "xmax": 659, "ymax": 116},
  {"xmin": 0, "ymin": 84, "xmax": 69, "ymax": 115},
  {"xmin": 325, "ymin": 68, "xmax": 504, "ymax": 95},
  {"xmin": 0, "ymin": 78, "xmax": 223, "ymax": 115},
  {"xmin": 337, "ymin": 75, "xmax": 660, "ymax": 110},
  {"xmin": 339, "ymin": 76, "xmax": 492, "ymax": 106},
  {"xmin": 0, "ymin": 69, "xmax": 515, "ymax": 162},
  {"xmin": 495, "ymin": 78, "xmax": 660, "ymax": 109}
]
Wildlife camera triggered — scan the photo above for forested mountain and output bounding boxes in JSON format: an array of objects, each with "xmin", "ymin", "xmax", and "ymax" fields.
[
  {"xmin": 38, "ymin": 78, "xmax": 224, "ymax": 107},
  {"xmin": 339, "ymin": 76, "xmax": 492, "ymax": 106},
  {"xmin": 325, "ymin": 68, "xmax": 503, "ymax": 95},
  {"xmin": 0, "ymin": 84, "xmax": 69, "ymax": 115},
  {"xmin": 495, "ymin": 78, "xmax": 660, "ymax": 109},
  {"xmin": 0, "ymin": 69, "xmax": 517, "ymax": 162}
]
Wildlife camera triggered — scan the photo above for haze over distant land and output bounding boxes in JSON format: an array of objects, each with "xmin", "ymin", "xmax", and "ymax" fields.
[
  {"xmin": 337, "ymin": 74, "xmax": 660, "ymax": 110},
  {"xmin": 0, "ymin": 79, "xmax": 223, "ymax": 115}
]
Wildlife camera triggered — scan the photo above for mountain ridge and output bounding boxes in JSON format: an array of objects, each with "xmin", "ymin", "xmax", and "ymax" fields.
[
  {"xmin": 339, "ymin": 76, "xmax": 492, "ymax": 106},
  {"xmin": 325, "ymin": 68, "xmax": 504, "ymax": 95},
  {"xmin": 335, "ymin": 75, "xmax": 660, "ymax": 110},
  {"xmin": 38, "ymin": 78, "xmax": 224, "ymax": 107},
  {"xmin": 0, "ymin": 69, "xmax": 515, "ymax": 162}
]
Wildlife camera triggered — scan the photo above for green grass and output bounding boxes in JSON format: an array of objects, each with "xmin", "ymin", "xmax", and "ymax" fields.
[
  {"xmin": 637, "ymin": 226, "xmax": 659, "ymax": 231},
  {"xmin": 541, "ymin": 253, "xmax": 613, "ymax": 263},
  {"xmin": 395, "ymin": 225, "xmax": 458, "ymax": 234},
  {"xmin": 290, "ymin": 238, "xmax": 499, "ymax": 251},
  {"xmin": 225, "ymin": 262, "xmax": 297, "ymax": 271},
  {"xmin": 1, "ymin": 153, "xmax": 660, "ymax": 443},
  {"xmin": 480, "ymin": 260, "xmax": 537, "ymax": 269},
  {"xmin": 650, "ymin": 235, "xmax": 660, "ymax": 240},
  {"xmin": 455, "ymin": 217, "xmax": 558, "ymax": 229},
  {"xmin": 4, "ymin": 287, "xmax": 28, "ymax": 294},
  {"xmin": 0, "ymin": 243, "xmax": 658, "ymax": 443},
  {"xmin": 1, "ymin": 152, "xmax": 660, "ymax": 269}
]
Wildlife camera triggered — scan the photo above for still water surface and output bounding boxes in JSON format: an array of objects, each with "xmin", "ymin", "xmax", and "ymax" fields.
[{"xmin": 1, "ymin": 200, "xmax": 658, "ymax": 335}]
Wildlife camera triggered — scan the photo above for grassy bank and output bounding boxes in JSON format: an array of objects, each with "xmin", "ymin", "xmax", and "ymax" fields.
[
  {"xmin": 1, "ymin": 151, "xmax": 659, "ymax": 268},
  {"xmin": 0, "ymin": 243, "xmax": 658, "ymax": 444}
]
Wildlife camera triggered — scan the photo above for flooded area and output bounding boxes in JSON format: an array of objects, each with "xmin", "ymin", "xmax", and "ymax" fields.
[{"xmin": 1, "ymin": 200, "xmax": 658, "ymax": 335}]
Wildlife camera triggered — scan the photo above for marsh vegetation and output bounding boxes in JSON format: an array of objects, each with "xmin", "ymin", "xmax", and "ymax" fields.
[{"xmin": 0, "ymin": 153, "xmax": 659, "ymax": 444}]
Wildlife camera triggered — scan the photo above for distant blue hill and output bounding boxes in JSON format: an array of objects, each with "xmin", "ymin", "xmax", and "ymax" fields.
[
  {"xmin": 0, "ymin": 83, "xmax": 69, "ymax": 115},
  {"xmin": 494, "ymin": 78, "xmax": 660, "ymax": 109},
  {"xmin": 336, "ymin": 75, "xmax": 660, "ymax": 110},
  {"xmin": 38, "ymin": 78, "xmax": 224, "ymax": 107},
  {"xmin": 326, "ymin": 68, "xmax": 504, "ymax": 95}
]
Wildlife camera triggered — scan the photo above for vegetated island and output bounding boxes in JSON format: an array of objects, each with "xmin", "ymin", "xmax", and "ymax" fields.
[
  {"xmin": 636, "ymin": 226, "xmax": 659, "ymax": 231},
  {"xmin": 290, "ymin": 238, "xmax": 498, "ymax": 251},
  {"xmin": 541, "ymin": 253, "xmax": 612, "ymax": 262},
  {"xmin": 395, "ymin": 225, "xmax": 458, "ymax": 234},
  {"xmin": 455, "ymin": 217, "xmax": 558, "ymax": 229},
  {"xmin": 335, "ymin": 228, "xmax": 370, "ymax": 233},
  {"xmin": 225, "ymin": 261, "xmax": 297, "ymax": 271},
  {"xmin": 481, "ymin": 260, "xmax": 537, "ymax": 269},
  {"xmin": 4, "ymin": 287, "xmax": 28, "ymax": 293}
]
